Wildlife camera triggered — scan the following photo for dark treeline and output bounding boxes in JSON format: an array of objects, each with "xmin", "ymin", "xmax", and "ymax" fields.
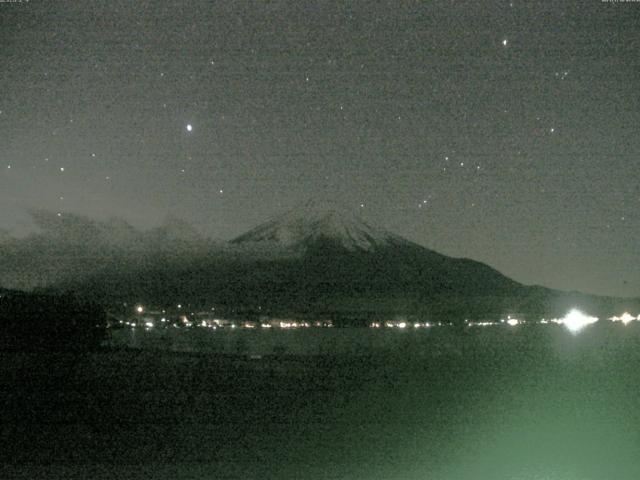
[{"xmin": 0, "ymin": 290, "xmax": 107, "ymax": 351}]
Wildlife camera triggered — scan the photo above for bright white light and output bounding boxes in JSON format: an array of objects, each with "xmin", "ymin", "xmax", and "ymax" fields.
[
  {"xmin": 136, "ymin": 305, "xmax": 144, "ymax": 313},
  {"xmin": 145, "ymin": 321, "xmax": 154, "ymax": 328},
  {"xmin": 186, "ymin": 124, "xmax": 193, "ymax": 132},
  {"xmin": 611, "ymin": 312, "xmax": 635, "ymax": 325},
  {"xmin": 470, "ymin": 321, "xmax": 493, "ymax": 327},
  {"xmin": 397, "ymin": 322, "xmax": 407, "ymax": 329},
  {"xmin": 562, "ymin": 309, "xmax": 598, "ymax": 334},
  {"xmin": 506, "ymin": 318, "xmax": 519, "ymax": 326},
  {"xmin": 621, "ymin": 313, "xmax": 635, "ymax": 325},
  {"xmin": 502, "ymin": 39, "xmax": 508, "ymax": 47}
]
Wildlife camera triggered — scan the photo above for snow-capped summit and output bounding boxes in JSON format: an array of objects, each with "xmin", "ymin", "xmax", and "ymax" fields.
[{"xmin": 232, "ymin": 198, "xmax": 411, "ymax": 251}]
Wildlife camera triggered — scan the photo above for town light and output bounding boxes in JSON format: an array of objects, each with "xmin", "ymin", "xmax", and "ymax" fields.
[
  {"xmin": 611, "ymin": 312, "xmax": 636, "ymax": 325},
  {"xmin": 561, "ymin": 309, "xmax": 598, "ymax": 334}
]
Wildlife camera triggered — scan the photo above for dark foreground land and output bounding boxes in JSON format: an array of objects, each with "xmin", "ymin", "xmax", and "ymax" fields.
[{"xmin": 2, "ymin": 324, "xmax": 640, "ymax": 479}]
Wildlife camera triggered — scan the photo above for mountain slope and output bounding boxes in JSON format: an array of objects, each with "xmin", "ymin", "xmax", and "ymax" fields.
[
  {"xmin": 3, "ymin": 204, "xmax": 638, "ymax": 321},
  {"xmin": 66, "ymin": 202, "xmax": 538, "ymax": 318}
]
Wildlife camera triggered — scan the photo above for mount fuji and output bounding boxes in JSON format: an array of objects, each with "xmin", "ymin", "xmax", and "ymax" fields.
[
  {"xmin": 232, "ymin": 199, "xmax": 413, "ymax": 252},
  {"xmin": 3, "ymin": 201, "xmax": 637, "ymax": 322}
]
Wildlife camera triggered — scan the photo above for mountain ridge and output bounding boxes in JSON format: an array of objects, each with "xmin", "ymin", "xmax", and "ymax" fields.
[{"xmin": 1, "ymin": 205, "xmax": 638, "ymax": 321}]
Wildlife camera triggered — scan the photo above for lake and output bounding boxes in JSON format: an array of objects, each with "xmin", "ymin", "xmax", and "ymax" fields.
[{"xmin": 3, "ymin": 321, "xmax": 640, "ymax": 479}]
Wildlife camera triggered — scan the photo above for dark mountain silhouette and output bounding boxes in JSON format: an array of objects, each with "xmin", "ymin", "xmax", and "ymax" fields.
[{"xmin": 1, "ymin": 203, "xmax": 638, "ymax": 322}]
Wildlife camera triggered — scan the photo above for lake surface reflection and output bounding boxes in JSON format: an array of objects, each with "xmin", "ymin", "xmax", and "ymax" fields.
[
  {"xmin": 110, "ymin": 323, "xmax": 640, "ymax": 479},
  {"xmin": 5, "ymin": 322, "xmax": 640, "ymax": 479}
]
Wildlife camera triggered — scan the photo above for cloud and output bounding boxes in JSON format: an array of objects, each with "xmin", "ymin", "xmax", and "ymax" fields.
[{"xmin": 0, "ymin": 210, "xmax": 221, "ymax": 291}]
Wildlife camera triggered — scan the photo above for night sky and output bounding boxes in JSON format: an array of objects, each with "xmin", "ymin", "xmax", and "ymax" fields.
[{"xmin": 1, "ymin": 1, "xmax": 639, "ymax": 297}]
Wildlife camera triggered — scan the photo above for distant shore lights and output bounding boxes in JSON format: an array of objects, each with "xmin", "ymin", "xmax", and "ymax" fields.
[
  {"xmin": 506, "ymin": 317, "xmax": 520, "ymax": 327},
  {"xmin": 561, "ymin": 309, "xmax": 598, "ymax": 334},
  {"xmin": 610, "ymin": 312, "xmax": 638, "ymax": 325}
]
